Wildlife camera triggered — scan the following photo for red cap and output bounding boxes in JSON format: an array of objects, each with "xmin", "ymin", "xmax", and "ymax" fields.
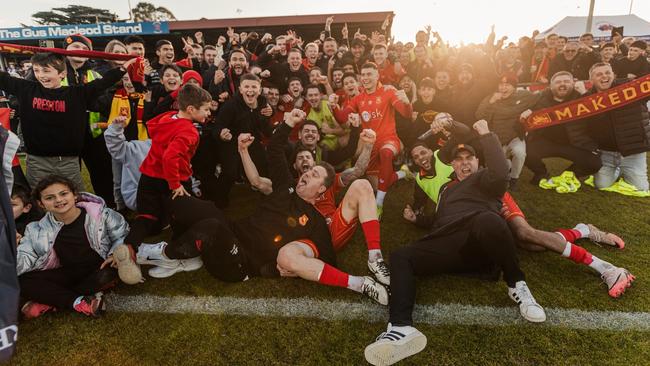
[{"xmin": 182, "ymin": 70, "xmax": 203, "ymax": 86}]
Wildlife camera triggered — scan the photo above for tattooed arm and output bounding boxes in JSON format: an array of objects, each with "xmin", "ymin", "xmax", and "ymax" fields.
[{"xmin": 340, "ymin": 129, "xmax": 375, "ymax": 187}]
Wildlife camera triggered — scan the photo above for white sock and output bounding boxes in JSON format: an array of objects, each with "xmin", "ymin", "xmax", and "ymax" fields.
[
  {"xmin": 72, "ymin": 296, "xmax": 84, "ymax": 308},
  {"xmin": 137, "ymin": 242, "xmax": 167, "ymax": 260},
  {"xmin": 347, "ymin": 275, "xmax": 364, "ymax": 292},
  {"xmin": 588, "ymin": 256, "xmax": 613, "ymax": 275},
  {"xmin": 376, "ymin": 191, "xmax": 387, "ymax": 206},
  {"xmin": 389, "ymin": 324, "xmax": 417, "ymax": 335},
  {"xmin": 368, "ymin": 249, "xmax": 383, "ymax": 262},
  {"xmin": 561, "ymin": 242, "xmax": 572, "ymax": 257},
  {"xmin": 396, "ymin": 170, "xmax": 406, "ymax": 180},
  {"xmin": 573, "ymin": 223, "xmax": 590, "ymax": 239}
]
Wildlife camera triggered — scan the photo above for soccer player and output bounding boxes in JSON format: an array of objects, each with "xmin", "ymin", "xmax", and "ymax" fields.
[
  {"xmin": 332, "ymin": 62, "xmax": 413, "ymax": 217},
  {"xmin": 237, "ymin": 123, "xmax": 391, "ymax": 287},
  {"xmin": 138, "ymin": 110, "xmax": 389, "ymax": 304}
]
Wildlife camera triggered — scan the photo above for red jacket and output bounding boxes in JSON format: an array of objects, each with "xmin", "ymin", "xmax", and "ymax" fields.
[{"xmin": 139, "ymin": 111, "xmax": 199, "ymax": 189}]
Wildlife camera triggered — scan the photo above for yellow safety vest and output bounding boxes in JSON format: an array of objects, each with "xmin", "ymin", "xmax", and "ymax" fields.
[
  {"xmin": 415, "ymin": 150, "xmax": 455, "ymax": 205},
  {"xmin": 61, "ymin": 69, "xmax": 103, "ymax": 138}
]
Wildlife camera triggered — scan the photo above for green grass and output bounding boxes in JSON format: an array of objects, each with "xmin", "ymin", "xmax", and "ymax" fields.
[{"xmin": 9, "ymin": 158, "xmax": 650, "ymax": 365}]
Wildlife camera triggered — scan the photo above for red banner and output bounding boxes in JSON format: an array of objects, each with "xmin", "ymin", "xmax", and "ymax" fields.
[
  {"xmin": 0, "ymin": 43, "xmax": 135, "ymax": 61},
  {"xmin": 524, "ymin": 74, "xmax": 650, "ymax": 131},
  {"xmin": 0, "ymin": 42, "xmax": 144, "ymax": 83}
]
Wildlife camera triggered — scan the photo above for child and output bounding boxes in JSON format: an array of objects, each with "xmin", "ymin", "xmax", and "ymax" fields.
[
  {"xmin": 104, "ymin": 115, "xmax": 151, "ymax": 212},
  {"xmin": 16, "ymin": 175, "xmax": 129, "ymax": 319},
  {"xmin": 113, "ymin": 83, "xmax": 212, "ymax": 285},
  {"xmin": 0, "ymin": 52, "xmax": 136, "ymax": 190},
  {"xmin": 10, "ymin": 185, "xmax": 41, "ymax": 240}
]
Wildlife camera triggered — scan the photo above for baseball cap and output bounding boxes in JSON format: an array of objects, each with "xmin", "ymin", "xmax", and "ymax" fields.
[{"xmin": 450, "ymin": 143, "xmax": 477, "ymax": 158}]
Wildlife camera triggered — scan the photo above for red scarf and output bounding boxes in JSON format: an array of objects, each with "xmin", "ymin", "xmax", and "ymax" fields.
[
  {"xmin": 0, "ymin": 42, "xmax": 144, "ymax": 83},
  {"xmin": 525, "ymin": 74, "xmax": 650, "ymax": 131}
]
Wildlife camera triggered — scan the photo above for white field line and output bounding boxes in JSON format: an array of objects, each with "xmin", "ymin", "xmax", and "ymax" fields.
[{"xmin": 105, "ymin": 294, "xmax": 650, "ymax": 331}]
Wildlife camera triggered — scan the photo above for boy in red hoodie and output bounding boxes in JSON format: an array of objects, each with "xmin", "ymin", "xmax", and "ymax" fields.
[{"xmin": 111, "ymin": 83, "xmax": 212, "ymax": 284}]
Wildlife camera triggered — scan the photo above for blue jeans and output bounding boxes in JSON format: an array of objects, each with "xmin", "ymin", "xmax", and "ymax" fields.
[{"xmin": 594, "ymin": 151, "xmax": 649, "ymax": 191}]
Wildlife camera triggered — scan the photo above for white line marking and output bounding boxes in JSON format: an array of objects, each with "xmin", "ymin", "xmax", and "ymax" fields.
[{"xmin": 105, "ymin": 294, "xmax": 650, "ymax": 331}]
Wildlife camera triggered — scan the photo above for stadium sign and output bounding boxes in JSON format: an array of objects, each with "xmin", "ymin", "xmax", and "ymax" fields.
[{"xmin": 0, "ymin": 21, "xmax": 169, "ymax": 41}]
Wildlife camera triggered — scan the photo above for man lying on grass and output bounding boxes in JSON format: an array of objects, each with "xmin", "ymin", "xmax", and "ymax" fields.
[
  {"xmin": 404, "ymin": 119, "xmax": 635, "ymax": 299},
  {"xmin": 134, "ymin": 109, "xmax": 388, "ymax": 304},
  {"xmin": 236, "ymin": 114, "xmax": 391, "ymax": 301},
  {"xmin": 364, "ymin": 120, "xmax": 546, "ymax": 366}
]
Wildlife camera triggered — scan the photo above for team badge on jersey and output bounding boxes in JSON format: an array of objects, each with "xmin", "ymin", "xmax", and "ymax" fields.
[
  {"xmin": 299, "ymin": 214, "xmax": 309, "ymax": 226},
  {"xmin": 362, "ymin": 111, "xmax": 371, "ymax": 122}
]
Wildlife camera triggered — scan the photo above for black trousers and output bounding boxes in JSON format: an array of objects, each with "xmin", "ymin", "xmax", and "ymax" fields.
[
  {"xmin": 213, "ymin": 141, "xmax": 268, "ymax": 208},
  {"xmin": 164, "ymin": 196, "xmax": 248, "ymax": 282},
  {"xmin": 81, "ymin": 132, "xmax": 115, "ymax": 207},
  {"xmin": 191, "ymin": 133, "xmax": 220, "ymax": 204},
  {"xmin": 124, "ymin": 174, "xmax": 191, "ymax": 249},
  {"xmin": 388, "ymin": 211, "xmax": 525, "ymax": 326},
  {"xmin": 19, "ymin": 265, "xmax": 117, "ymax": 310},
  {"xmin": 525, "ymin": 137, "xmax": 602, "ymax": 178}
]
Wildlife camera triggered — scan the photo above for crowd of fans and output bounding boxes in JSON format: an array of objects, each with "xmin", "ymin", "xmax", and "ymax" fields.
[{"xmin": 1, "ymin": 14, "xmax": 648, "ymax": 365}]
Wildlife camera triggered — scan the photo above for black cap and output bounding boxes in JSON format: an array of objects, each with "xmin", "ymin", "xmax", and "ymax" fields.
[{"xmin": 450, "ymin": 143, "xmax": 476, "ymax": 158}]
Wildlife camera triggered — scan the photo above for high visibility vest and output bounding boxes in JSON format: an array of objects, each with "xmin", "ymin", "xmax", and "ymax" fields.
[
  {"xmin": 415, "ymin": 150, "xmax": 454, "ymax": 205},
  {"xmin": 61, "ymin": 69, "xmax": 103, "ymax": 138}
]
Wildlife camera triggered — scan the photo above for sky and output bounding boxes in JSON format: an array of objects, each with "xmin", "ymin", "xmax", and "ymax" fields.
[{"xmin": 0, "ymin": 0, "xmax": 647, "ymax": 44}]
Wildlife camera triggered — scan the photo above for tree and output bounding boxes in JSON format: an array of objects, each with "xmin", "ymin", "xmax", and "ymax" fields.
[
  {"xmin": 131, "ymin": 2, "xmax": 177, "ymax": 22},
  {"xmin": 32, "ymin": 5, "xmax": 118, "ymax": 25}
]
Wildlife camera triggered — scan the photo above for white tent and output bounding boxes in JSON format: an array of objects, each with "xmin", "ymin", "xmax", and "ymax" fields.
[{"xmin": 536, "ymin": 14, "xmax": 650, "ymax": 41}]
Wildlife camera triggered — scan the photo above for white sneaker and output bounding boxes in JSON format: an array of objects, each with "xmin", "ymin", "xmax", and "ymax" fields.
[
  {"xmin": 148, "ymin": 257, "xmax": 203, "ymax": 278},
  {"xmin": 364, "ymin": 324, "xmax": 427, "ymax": 366},
  {"xmin": 136, "ymin": 242, "xmax": 170, "ymax": 266},
  {"xmin": 368, "ymin": 258, "xmax": 391, "ymax": 286},
  {"xmin": 508, "ymin": 281, "xmax": 546, "ymax": 323},
  {"xmin": 361, "ymin": 276, "xmax": 389, "ymax": 305}
]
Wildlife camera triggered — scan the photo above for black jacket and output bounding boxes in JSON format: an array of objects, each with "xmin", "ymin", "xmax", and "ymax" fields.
[
  {"xmin": 585, "ymin": 80, "xmax": 650, "ymax": 156},
  {"xmin": 213, "ymin": 93, "xmax": 272, "ymax": 144},
  {"xmin": 418, "ymin": 132, "xmax": 508, "ymax": 236},
  {"xmin": 232, "ymin": 122, "xmax": 335, "ymax": 275},
  {"xmin": 0, "ymin": 68, "xmax": 124, "ymax": 156},
  {"xmin": 528, "ymin": 89, "xmax": 597, "ymax": 151},
  {"xmin": 0, "ymin": 126, "xmax": 18, "ymax": 362},
  {"xmin": 548, "ymin": 51, "xmax": 600, "ymax": 81},
  {"xmin": 613, "ymin": 57, "xmax": 650, "ymax": 78}
]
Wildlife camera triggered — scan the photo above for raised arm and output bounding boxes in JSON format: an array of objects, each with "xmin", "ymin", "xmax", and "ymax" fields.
[
  {"xmin": 103, "ymin": 116, "xmax": 129, "ymax": 163},
  {"xmin": 238, "ymin": 133, "xmax": 273, "ymax": 195},
  {"xmin": 0, "ymin": 70, "xmax": 32, "ymax": 96},
  {"xmin": 473, "ymin": 119, "xmax": 509, "ymax": 197},
  {"xmin": 268, "ymin": 109, "xmax": 305, "ymax": 189},
  {"xmin": 339, "ymin": 129, "xmax": 375, "ymax": 187}
]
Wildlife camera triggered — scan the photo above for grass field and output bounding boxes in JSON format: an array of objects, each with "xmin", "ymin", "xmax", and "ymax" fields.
[{"xmin": 9, "ymin": 158, "xmax": 650, "ymax": 365}]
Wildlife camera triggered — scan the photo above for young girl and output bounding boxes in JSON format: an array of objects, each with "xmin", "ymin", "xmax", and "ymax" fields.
[{"xmin": 16, "ymin": 175, "xmax": 129, "ymax": 319}]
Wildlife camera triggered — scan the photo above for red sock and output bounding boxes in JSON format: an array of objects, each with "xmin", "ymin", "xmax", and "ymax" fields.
[
  {"xmin": 556, "ymin": 229, "xmax": 581, "ymax": 243},
  {"xmin": 318, "ymin": 264, "xmax": 349, "ymax": 288},
  {"xmin": 378, "ymin": 148, "xmax": 397, "ymax": 192},
  {"xmin": 567, "ymin": 244, "xmax": 593, "ymax": 265},
  {"xmin": 361, "ymin": 220, "xmax": 381, "ymax": 251}
]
